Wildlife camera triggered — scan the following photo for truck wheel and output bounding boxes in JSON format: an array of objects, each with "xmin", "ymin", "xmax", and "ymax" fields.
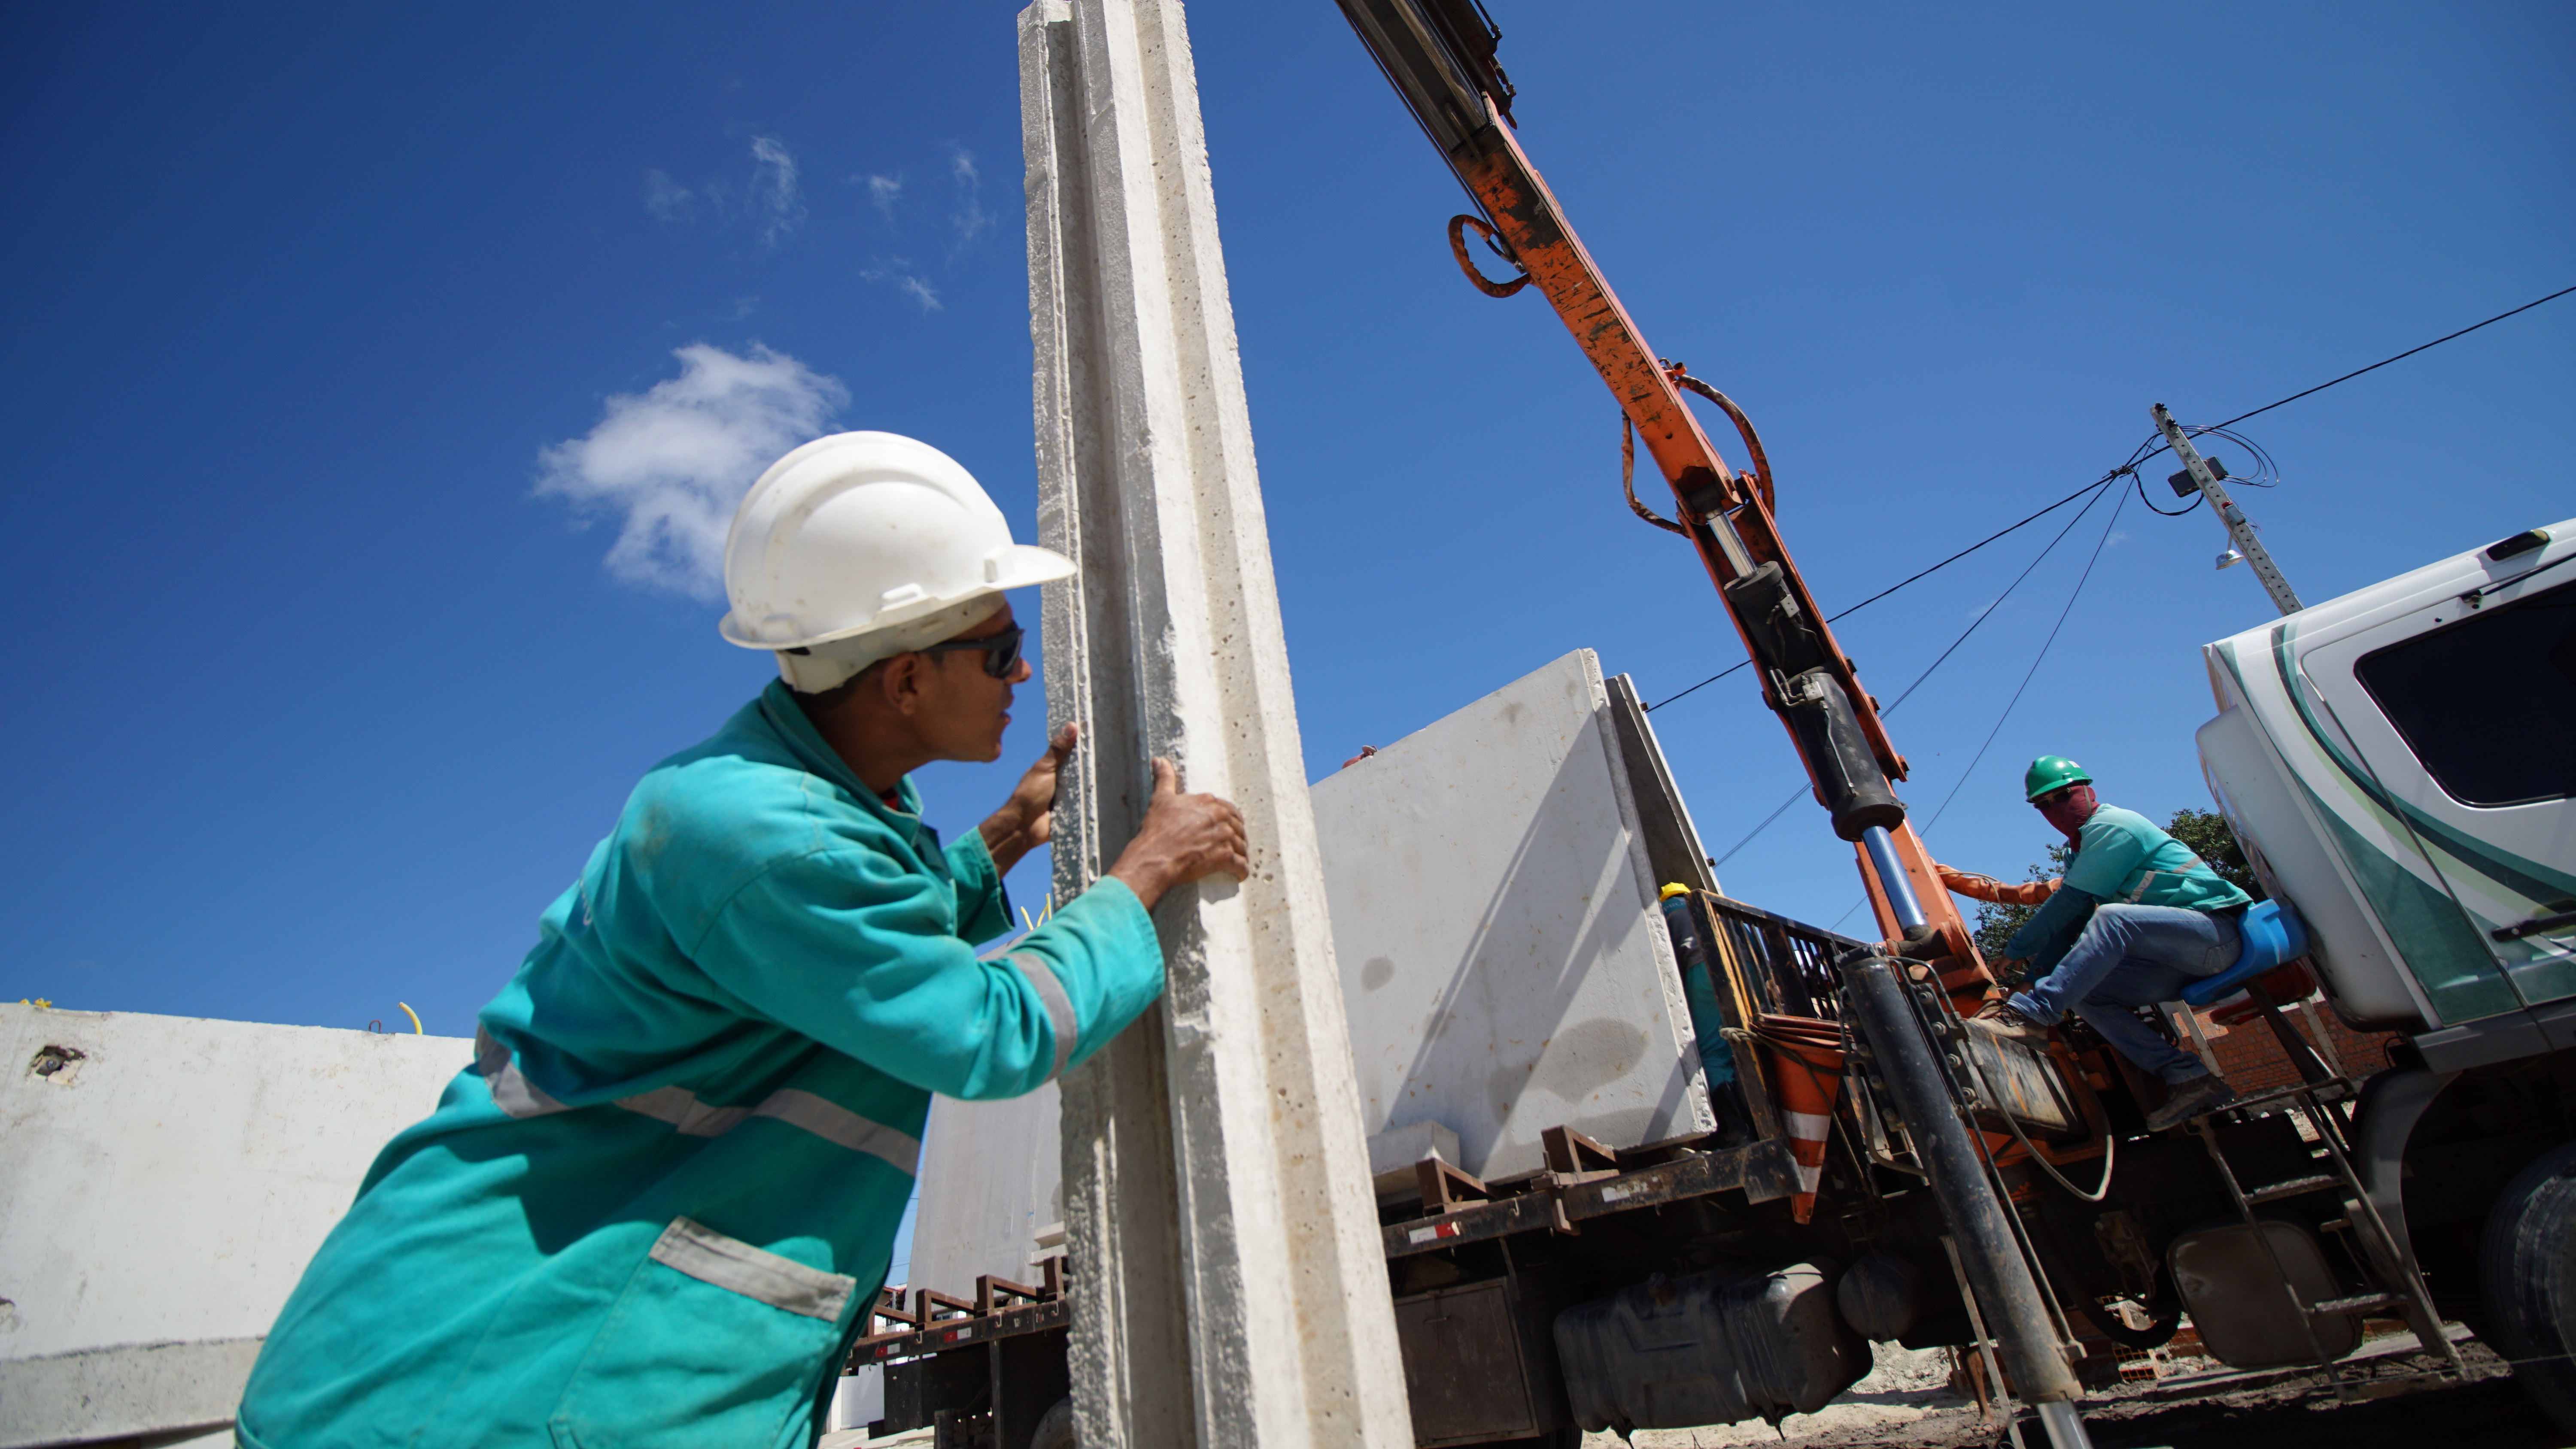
[
  {"xmin": 2480, "ymin": 1138, "xmax": 2576, "ymax": 1434},
  {"xmin": 1029, "ymin": 1396, "xmax": 1078, "ymax": 1449}
]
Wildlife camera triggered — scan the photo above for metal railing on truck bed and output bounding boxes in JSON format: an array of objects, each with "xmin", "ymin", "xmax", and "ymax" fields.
[{"xmin": 1700, "ymin": 893, "xmax": 1866, "ymax": 1024}]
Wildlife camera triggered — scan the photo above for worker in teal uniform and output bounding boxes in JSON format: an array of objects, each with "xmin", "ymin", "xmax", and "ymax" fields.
[
  {"xmin": 1658, "ymin": 884, "xmax": 1756, "ymax": 1144},
  {"xmin": 1952, "ymin": 755, "xmax": 2252, "ymax": 1132},
  {"xmin": 235, "ymin": 432, "xmax": 1249, "ymax": 1449}
]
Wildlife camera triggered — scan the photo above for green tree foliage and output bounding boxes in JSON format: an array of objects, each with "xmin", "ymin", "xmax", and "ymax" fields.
[
  {"xmin": 1964, "ymin": 809, "xmax": 2264, "ymax": 971},
  {"xmin": 2164, "ymin": 806, "xmax": 2267, "ymax": 902}
]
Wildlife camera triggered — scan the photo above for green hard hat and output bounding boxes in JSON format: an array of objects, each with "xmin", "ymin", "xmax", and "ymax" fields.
[{"xmin": 2025, "ymin": 755, "xmax": 2091, "ymax": 801}]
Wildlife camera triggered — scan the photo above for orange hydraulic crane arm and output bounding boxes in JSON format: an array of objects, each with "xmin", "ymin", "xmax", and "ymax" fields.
[{"xmin": 1337, "ymin": 0, "xmax": 1990, "ymax": 988}]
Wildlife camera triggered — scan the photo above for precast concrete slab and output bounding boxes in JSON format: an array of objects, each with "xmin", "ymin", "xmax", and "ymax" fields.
[
  {"xmin": 1309, "ymin": 649, "xmax": 1714, "ymax": 1183},
  {"xmin": 909, "ymin": 1084, "xmax": 1066, "ymax": 1294},
  {"xmin": 0, "ymin": 1003, "xmax": 471, "ymax": 1448}
]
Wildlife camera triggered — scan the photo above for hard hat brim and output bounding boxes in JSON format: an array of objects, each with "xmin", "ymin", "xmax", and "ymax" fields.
[
  {"xmin": 717, "ymin": 543, "xmax": 1078, "ymax": 651},
  {"xmin": 987, "ymin": 542, "xmax": 1080, "ymax": 593}
]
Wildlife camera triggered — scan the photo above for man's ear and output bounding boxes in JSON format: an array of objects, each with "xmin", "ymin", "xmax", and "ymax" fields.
[{"xmin": 878, "ymin": 653, "xmax": 925, "ymax": 716}]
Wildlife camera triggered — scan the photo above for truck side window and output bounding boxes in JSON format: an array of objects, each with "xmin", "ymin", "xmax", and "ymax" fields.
[{"xmin": 2353, "ymin": 574, "xmax": 2576, "ymax": 807}]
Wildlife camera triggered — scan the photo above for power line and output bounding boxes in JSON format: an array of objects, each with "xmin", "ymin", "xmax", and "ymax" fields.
[
  {"xmin": 1875, "ymin": 481, "xmax": 2119, "ymax": 717},
  {"xmin": 2126, "ymin": 283, "xmax": 2576, "ymax": 476},
  {"xmin": 1692, "ymin": 287, "xmax": 2570, "ymax": 895},
  {"xmin": 1645, "ymin": 475, "xmax": 2121, "ymax": 712},
  {"xmin": 1916, "ymin": 483, "xmax": 2134, "ymax": 836},
  {"xmin": 1642, "ymin": 658, "xmax": 1746, "ymax": 715},
  {"xmin": 1812, "ymin": 480, "xmax": 2139, "ymax": 927},
  {"xmin": 1816, "ymin": 478, "xmax": 2117, "ymax": 634},
  {"xmin": 1710, "ymin": 786, "xmax": 1805, "ymax": 872},
  {"xmin": 2212, "ymin": 284, "xmax": 2575, "ymax": 432},
  {"xmin": 1705, "ymin": 482, "xmax": 2121, "ymax": 868},
  {"xmin": 1649, "ymin": 283, "xmax": 2573, "ymax": 715}
]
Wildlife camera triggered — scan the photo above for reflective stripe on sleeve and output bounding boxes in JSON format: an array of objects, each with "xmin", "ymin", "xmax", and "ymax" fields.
[
  {"xmin": 476, "ymin": 1027, "xmax": 571, "ymax": 1119},
  {"xmin": 648, "ymin": 1216, "xmax": 856, "ymax": 1322},
  {"xmin": 1010, "ymin": 952, "xmax": 1079, "ymax": 1079}
]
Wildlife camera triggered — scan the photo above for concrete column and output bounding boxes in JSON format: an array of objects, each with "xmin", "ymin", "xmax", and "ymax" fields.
[{"xmin": 1018, "ymin": 3, "xmax": 1412, "ymax": 1445}]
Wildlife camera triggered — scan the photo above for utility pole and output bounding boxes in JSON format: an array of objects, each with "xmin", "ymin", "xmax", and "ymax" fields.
[{"xmin": 2154, "ymin": 403, "xmax": 2302, "ymax": 616}]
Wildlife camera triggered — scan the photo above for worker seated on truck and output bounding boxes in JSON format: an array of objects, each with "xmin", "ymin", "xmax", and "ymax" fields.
[
  {"xmin": 1948, "ymin": 755, "xmax": 2252, "ymax": 1134},
  {"xmin": 234, "ymin": 433, "xmax": 1248, "ymax": 1449}
]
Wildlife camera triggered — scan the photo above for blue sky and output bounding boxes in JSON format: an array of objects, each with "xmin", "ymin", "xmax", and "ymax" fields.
[{"xmin": 4, "ymin": 1, "xmax": 2569, "ymax": 1041}]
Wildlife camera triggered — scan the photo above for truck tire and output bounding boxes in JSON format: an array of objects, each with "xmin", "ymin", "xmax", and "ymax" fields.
[
  {"xmin": 2480, "ymin": 1137, "xmax": 2576, "ymax": 1434},
  {"xmin": 1028, "ymin": 1396, "xmax": 1077, "ymax": 1449}
]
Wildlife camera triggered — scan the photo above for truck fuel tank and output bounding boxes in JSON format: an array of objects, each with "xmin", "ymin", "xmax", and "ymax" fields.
[{"xmin": 1552, "ymin": 1260, "xmax": 1867, "ymax": 1433}]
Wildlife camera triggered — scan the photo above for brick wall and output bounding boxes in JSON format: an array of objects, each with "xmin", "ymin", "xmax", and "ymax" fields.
[{"xmin": 2190, "ymin": 1001, "xmax": 2398, "ymax": 1094}]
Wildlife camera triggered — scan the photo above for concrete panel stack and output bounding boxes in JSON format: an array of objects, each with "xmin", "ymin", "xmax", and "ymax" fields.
[
  {"xmin": 0, "ymin": 1004, "xmax": 469, "ymax": 1449},
  {"xmin": 1309, "ymin": 650, "xmax": 1714, "ymax": 1183},
  {"xmin": 1017, "ymin": 1, "xmax": 1411, "ymax": 1444},
  {"xmin": 907, "ymin": 1085, "xmax": 1066, "ymax": 1295}
]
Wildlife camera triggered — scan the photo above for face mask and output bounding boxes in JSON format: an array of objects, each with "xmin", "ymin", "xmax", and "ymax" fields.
[{"xmin": 2037, "ymin": 784, "xmax": 2098, "ymax": 842}]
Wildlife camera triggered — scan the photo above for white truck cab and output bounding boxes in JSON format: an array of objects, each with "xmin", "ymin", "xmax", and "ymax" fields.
[
  {"xmin": 2196, "ymin": 517, "xmax": 2576, "ymax": 1067},
  {"xmin": 2193, "ymin": 515, "xmax": 2576, "ymax": 1432}
]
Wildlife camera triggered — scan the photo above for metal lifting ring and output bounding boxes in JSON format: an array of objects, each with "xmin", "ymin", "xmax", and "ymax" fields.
[
  {"xmin": 1446, "ymin": 214, "xmax": 1531, "ymax": 298},
  {"xmin": 1621, "ymin": 413, "xmax": 1686, "ymax": 535}
]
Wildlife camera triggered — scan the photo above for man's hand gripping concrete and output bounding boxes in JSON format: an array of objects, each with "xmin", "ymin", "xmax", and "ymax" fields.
[
  {"xmin": 980, "ymin": 722, "xmax": 1081, "ymax": 875},
  {"xmin": 981, "ymin": 726, "xmax": 1249, "ymax": 910},
  {"xmin": 1109, "ymin": 759, "xmax": 1250, "ymax": 910}
]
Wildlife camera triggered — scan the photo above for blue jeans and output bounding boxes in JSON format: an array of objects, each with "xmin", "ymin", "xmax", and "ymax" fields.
[{"xmin": 2008, "ymin": 903, "xmax": 2242, "ymax": 1085}]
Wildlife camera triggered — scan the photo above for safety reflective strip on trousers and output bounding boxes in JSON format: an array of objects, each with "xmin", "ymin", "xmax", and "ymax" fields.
[{"xmin": 474, "ymin": 1028, "xmax": 921, "ymax": 1175}]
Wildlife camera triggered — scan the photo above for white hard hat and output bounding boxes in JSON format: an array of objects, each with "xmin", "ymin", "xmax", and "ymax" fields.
[{"xmin": 720, "ymin": 431, "xmax": 1073, "ymax": 690}]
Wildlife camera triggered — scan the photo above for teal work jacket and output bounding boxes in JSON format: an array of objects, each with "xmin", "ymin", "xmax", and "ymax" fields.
[
  {"xmin": 236, "ymin": 682, "xmax": 1165, "ymax": 1449},
  {"xmin": 2005, "ymin": 804, "xmax": 2253, "ymax": 967}
]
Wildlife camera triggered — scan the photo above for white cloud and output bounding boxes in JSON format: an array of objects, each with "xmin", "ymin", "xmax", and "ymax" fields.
[
  {"xmin": 749, "ymin": 136, "xmax": 805, "ymax": 247},
  {"xmin": 865, "ymin": 173, "xmax": 903, "ymax": 224},
  {"xmin": 644, "ymin": 169, "xmax": 696, "ymax": 221},
  {"xmin": 861, "ymin": 257, "xmax": 942, "ymax": 313},
  {"xmin": 948, "ymin": 146, "xmax": 989, "ymax": 251},
  {"xmin": 536, "ymin": 344, "xmax": 848, "ymax": 597}
]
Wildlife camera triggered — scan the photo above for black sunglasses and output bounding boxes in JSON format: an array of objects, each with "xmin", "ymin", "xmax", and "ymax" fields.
[{"xmin": 916, "ymin": 623, "xmax": 1026, "ymax": 679}]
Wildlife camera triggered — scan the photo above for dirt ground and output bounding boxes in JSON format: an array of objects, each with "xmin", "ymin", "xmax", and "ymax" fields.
[
  {"xmin": 847, "ymin": 1332, "xmax": 2567, "ymax": 1449},
  {"xmin": 1585, "ymin": 1334, "xmax": 2564, "ymax": 1449}
]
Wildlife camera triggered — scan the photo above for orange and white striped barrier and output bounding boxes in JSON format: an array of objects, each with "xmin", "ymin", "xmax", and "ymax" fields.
[{"xmin": 1756, "ymin": 1014, "xmax": 1845, "ymax": 1225}]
